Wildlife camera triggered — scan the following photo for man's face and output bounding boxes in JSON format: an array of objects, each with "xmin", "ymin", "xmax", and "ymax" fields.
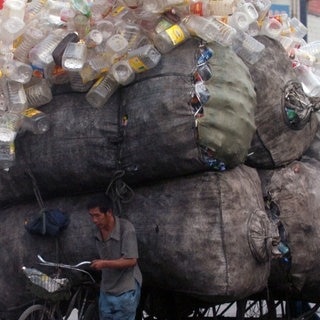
[{"xmin": 89, "ymin": 207, "xmax": 110, "ymax": 229}]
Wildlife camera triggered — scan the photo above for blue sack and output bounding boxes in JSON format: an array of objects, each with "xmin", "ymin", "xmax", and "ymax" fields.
[{"xmin": 25, "ymin": 209, "xmax": 70, "ymax": 237}]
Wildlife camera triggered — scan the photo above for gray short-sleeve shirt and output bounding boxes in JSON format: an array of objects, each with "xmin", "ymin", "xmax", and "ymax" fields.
[{"xmin": 95, "ymin": 216, "xmax": 142, "ymax": 295}]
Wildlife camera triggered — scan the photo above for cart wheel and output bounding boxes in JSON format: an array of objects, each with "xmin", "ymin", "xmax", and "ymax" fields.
[{"xmin": 18, "ymin": 304, "xmax": 55, "ymax": 320}]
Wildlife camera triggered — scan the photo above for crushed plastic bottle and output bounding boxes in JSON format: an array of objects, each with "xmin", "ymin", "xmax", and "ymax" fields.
[
  {"xmin": 183, "ymin": 14, "xmax": 236, "ymax": 46},
  {"xmin": 232, "ymin": 30, "xmax": 265, "ymax": 65},
  {"xmin": 22, "ymin": 266, "xmax": 65, "ymax": 293},
  {"xmin": 85, "ymin": 73, "xmax": 119, "ymax": 108},
  {"xmin": 21, "ymin": 107, "xmax": 51, "ymax": 135},
  {"xmin": 152, "ymin": 20, "xmax": 190, "ymax": 53}
]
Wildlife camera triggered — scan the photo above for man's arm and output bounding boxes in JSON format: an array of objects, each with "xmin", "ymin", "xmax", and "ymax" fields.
[{"xmin": 90, "ymin": 257, "xmax": 137, "ymax": 270}]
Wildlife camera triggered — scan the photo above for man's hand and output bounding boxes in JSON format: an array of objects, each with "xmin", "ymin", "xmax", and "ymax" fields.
[{"xmin": 90, "ymin": 259, "xmax": 106, "ymax": 270}]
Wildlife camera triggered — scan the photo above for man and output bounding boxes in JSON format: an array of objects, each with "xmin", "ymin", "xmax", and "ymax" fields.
[{"xmin": 87, "ymin": 194, "xmax": 142, "ymax": 320}]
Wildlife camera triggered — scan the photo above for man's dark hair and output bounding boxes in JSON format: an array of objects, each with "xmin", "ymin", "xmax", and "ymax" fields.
[{"xmin": 87, "ymin": 194, "xmax": 113, "ymax": 214}]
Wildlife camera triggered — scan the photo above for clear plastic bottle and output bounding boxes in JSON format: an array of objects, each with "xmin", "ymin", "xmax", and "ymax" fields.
[
  {"xmin": 22, "ymin": 266, "xmax": 62, "ymax": 292},
  {"xmin": 152, "ymin": 21, "xmax": 190, "ymax": 54},
  {"xmin": 0, "ymin": 77, "xmax": 9, "ymax": 112},
  {"xmin": 142, "ymin": 0, "xmax": 164, "ymax": 13},
  {"xmin": 111, "ymin": 60, "xmax": 136, "ymax": 85},
  {"xmin": 188, "ymin": 0, "xmax": 211, "ymax": 16},
  {"xmin": 24, "ymin": 78, "xmax": 53, "ymax": 108},
  {"xmin": 52, "ymin": 32, "xmax": 80, "ymax": 67},
  {"xmin": 127, "ymin": 44, "xmax": 162, "ymax": 73},
  {"xmin": 62, "ymin": 41, "xmax": 88, "ymax": 72},
  {"xmin": 21, "ymin": 107, "xmax": 50, "ymax": 134},
  {"xmin": 228, "ymin": 2, "xmax": 259, "ymax": 31},
  {"xmin": 86, "ymin": 73, "xmax": 119, "ymax": 108},
  {"xmin": 13, "ymin": 22, "xmax": 47, "ymax": 63},
  {"xmin": 232, "ymin": 30, "xmax": 265, "ymax": 65},
  {"xmin": 80, "ymin": 52, "xmax": 111, "ymax": 83},
  {"xmin": 29, "ymin": 28, "xmax": 68, "ymax": 72},
  {"xmin": 46, "ymin": 0, "xmax": 72, "ymax": 27},
  {"xmin": 3, "ymin": 0, "xmax": 26, "ymax": 21},
  {"xmin": 260, "ymin": 16, "xmax": 283, "ymax": 39},
  {"xmin": 90, "ymin": 0, "xmax": 114, "ymax": 22},
  {"xmin": 228, "ymin": 11, "xmax": 251, "ymax": 31},
  {"xmin": 73, "ymin": 13, "xmax": 90, "ymax": 40},
  {"xmin": 3, "ymin": 60, "xmax": 33, "ymax": 84},
  {"xmin": 115, "ymin": 21, "xmax": 146, "ymax": 51},
  {"xmin": 71, "ymin": 0, "xmax": 91, "ymax": 16},
  {"xmin": 25, "ymin": 0, "xmax": 47, "ymax": 23},
  {"xmin": 85, "ymin": 29, "xmax": 103, "ymax": 48},
  {"xmin": 95, "ymin": 19, "xmax": 115, "ymax": 42},
  {"xmin": 299, "ymin": 41, "xmax": 320, "ymax": 65},
  {"xmin": 183, "ymin": 15, "xmax": 236, "ymax": 46},
  {"xmin": 7, "ymin": 81, "xmax": 28, "ymax": 113},
  {"xmin": 248, "ymin": 0, "xmax": 271, "ymax": 20},
  {"xmin": 0, "ymin": 16, "xmax": 26, "ymax": 43},
  {"xmin": 105, "ymin": 34, "xmax": 129, "ymax": 64},
  {"xmin": 289, "ymin": 48, "xmax": 316, "ymax": 67},
  {"xmin": 60, "ymin": 7, "xmax": 76, "ymax": 31},
  {"xmin": 208, "ymin": 0, "xmax": 235, "ymax": 16},
  {"xmin": 69, "ymin": 71, "xmax": 93, "ymax": 92},
  {"xmin": 289, "ymin": 16, "xmax": 308, "ymax": 39},
  {"xmin": 0, "ymin": 112, "xmax": 20, "ymax": 169}
]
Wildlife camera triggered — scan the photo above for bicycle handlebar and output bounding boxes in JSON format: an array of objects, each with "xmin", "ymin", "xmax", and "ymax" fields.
[{"xmin": 37, "ymin": 255, "xmax": 95, "ymax": 283}]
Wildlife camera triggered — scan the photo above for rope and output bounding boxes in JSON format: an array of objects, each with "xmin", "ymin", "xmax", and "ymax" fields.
[
  {"xmin": 25, "ymin": 168, "xmax": 45, "ymax": 211},
  {"xmin": 105, "ymin": 170, "xmax": 134, "ymax": 216},
  {"xmin": 25, "ymin": 168, "xmax": 47, "ymax": 234}
]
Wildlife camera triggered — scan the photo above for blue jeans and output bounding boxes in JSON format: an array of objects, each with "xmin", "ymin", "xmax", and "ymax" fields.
[{"xmin": 99, "ymin": 282, "xmax": 141, "ymax": 320}]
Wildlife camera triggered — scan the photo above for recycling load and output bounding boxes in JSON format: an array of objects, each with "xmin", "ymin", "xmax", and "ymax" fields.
[
  {"xmin": 0, "ymin": 0, "xmax": 320, "ymax": 171},
  {"xmin": 0, "ymin": 165, "xmax": 272, "ymax": 314},
  {"xmin": 1, "ymin": 0, "xmax": 320, "ymax": 318},
  {"xmin": 0, "ymin": 38, "xmax": 256, "ymax": 207}
]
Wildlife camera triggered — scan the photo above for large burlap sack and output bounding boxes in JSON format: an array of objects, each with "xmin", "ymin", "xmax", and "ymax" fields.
[
  {"xmin": 0, "ymin": 195, "xmax": 98, "ymax": 320},
  {"xmin": 120, "ymin": 38, "xmax": 256, "ymax": 182},
  {"xmin": 244, "ymin": 36, "xmax": 319, "ymax": 169},
  {"xmin": 0, "ymin": 38, "xmax": 256, "ymax": 207},
  {"xmin": 0, "ymin": 166, "xmax": 272, "ymax": 319},
  {"xmin": 1, "ymin": 91, "xmax": 120, "ymax": 207},
  {"xmin": 259, "ymin": 159, "xmax": 320, "ymax": 302},
  {"xmin": 122, "ymin": 165, "xmax": 272, "ymax": 303}
]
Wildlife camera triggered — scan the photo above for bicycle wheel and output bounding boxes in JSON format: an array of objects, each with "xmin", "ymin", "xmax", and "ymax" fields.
[
  {"xmin": 82, "ymin": 301, "xmax": 99, "ymax": 320},
  {"xmin": 18, "ymin": 304, "xmax": 56, "ymax": 320}
]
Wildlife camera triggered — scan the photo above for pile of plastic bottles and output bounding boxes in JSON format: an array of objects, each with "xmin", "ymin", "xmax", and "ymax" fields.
[{"xmin": 0, "ymin": 0, "xmax": 319, "ymax": 169}]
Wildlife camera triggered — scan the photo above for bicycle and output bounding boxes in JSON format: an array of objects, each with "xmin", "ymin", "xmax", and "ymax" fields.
[{"xmin": 18, "ymin": 255, "xmax": 99, "ymax": 320}]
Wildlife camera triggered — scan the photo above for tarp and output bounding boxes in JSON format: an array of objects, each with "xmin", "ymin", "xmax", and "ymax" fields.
[
  {"xmin": 245, "ymin": 36, "xmax": 319, "ymax": 169},
  {"xmin": 0, "ymin": 165, "xmax": 272, "ymax": 319},
  {"xmin": 259, "ymin": 158, "xmax": 320, "ymax": 302}
]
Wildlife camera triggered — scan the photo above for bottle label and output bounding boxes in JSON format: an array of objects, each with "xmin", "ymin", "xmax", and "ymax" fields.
[
  {"xmin": 165, "ymin": 25, "xmax": 186, "ymax": 45},
  {"xmin": 111, "ymin": 6, "xmax": 126, "ymax": 17},
  {"xmin": 92, "ymin": 75, "xmax": 104, "ymax": 89},
  {"xmin": 190, "ymin": 2, "xmax": 204, "ymax": 16},
  {"xmin": 155, "ymin": 19, "xmax": 173, "ymax": 34},
  {"xmin": 128, "ymin": 57, "xmax": 148, "ymax": 73},
  {"xmin": 23, "ymin": 108, "xmax": 42, "ymax": 118}
]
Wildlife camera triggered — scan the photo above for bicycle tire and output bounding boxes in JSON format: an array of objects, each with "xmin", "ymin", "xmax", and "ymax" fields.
[
  {"xmin": 18, "ymin": 304, "xmax": 57, "ymax": 320},
  {"xmin": 82, "ymin": 301, "xmax": 99, "ymax": 320}
]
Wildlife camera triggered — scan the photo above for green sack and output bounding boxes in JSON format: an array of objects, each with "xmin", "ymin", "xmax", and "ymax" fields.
[{"xmin": 196, "ymin": 42, "xmax": 256, "ymax": 168}]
